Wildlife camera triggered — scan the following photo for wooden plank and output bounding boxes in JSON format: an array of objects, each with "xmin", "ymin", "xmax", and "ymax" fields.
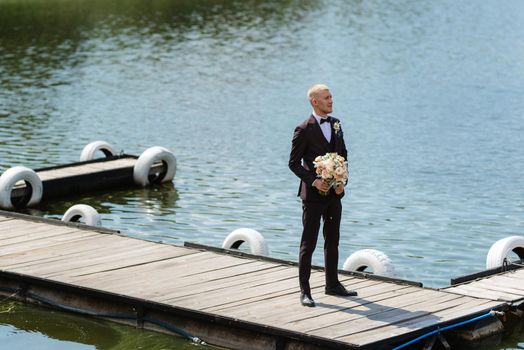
[
  {"xmin": 171, "ymin": 261, "xmax": 285, "ymax": 287},
  {"xmin": 0, "ymin": 225, "xmax": 83, "ymax": 246},
  {"xmin": 0, "ymin": 226, "xmax": 96, "ymax": 247},
  {"xmin": 60, "ymin": 245, "xmax": 198, "ymax": 280},
  {"xmin": 0, "ymin": 225, "xmax": 62, "ymax": 241},
  {"xmin": 2, "ymin": 235, "xmax": 164, "ymax": 271},
  {"xmin": 0, "ymin": 225, "xmax": 60, "ymax": 240},
  {"xmin": 88, "ymin": 255, "xmax": 268, "ymax": 296},
  {"xmin": 68, "ymin": 251, "xmax": 245, "ymax": 285},
  {"xmin": 69, "ymin": 166, "xmax": 108, "ymax": 174},
  {"xmin": 170, "ymin": 272, "xmax": 335, "ymax": 311},
  {"xmin": 38, "ymin": 167, "xmax": 87, "ymax": 180},
  {"xmin": 344, "ymin": 298, "xmax": 501, "ymax": 346},
  {"xmin": 0, "ymin": 236, "xmax": 107, "ymax": 271},
  {"xmin": 196, "ymin": 266, "xmax": 320, "ymax": 313},
  {"xmin": 9, "ymin": 238, "xmax": 182, "ymax": 278},
  {"xmin": 346, "ymin": 298, "xmax": 502, "ymax": 346},
  {"xmin": 53, "ymin": 167, "xmax": 87, "ymax": 176},
  {"xmin": 483, "ymin": 274, "xmax": 524, "ymax": 290},
  {"xmin": 218, "ymin": 279, "xmax": 407, "ymax": 325},
  {"xmin": 169, "ymin": 274, "xmax": 321, "ymax": 310},
  {"xmin": 305, "ymin": 293, "xmax": 470, "ymax": 339},
  {"xmin": 0, "ymin": 231, "xmax": 112, "ymax": 258},
  {"xmin": 46, "ymin": 245, "xmax": 197, "ymax": 279},
  {"xmin": 73, "ymin": 163, "xmax": 118, "ymax": 171},
  {"xmin": 62, "ymin": 252, "xmax": 250, "ymax": 293},
  {"xmin": 85, "ymin": 158, "xmax": 137, "ymax": 169},
  {"xmin": 138, "ymin": 261, "xmax": 287, "ymax": 294},
  {"xmin": 445, "ymin": 283, "xmax": 522, "ymax": 301},
  {"xmin": 0, "ymin": 234, "xmax": 121, "ymax": 267},
  {"xmin": 287, "ymin": 289, "xmax": 450, "ymax": 332},
  {"xmin": 0, "ymin": 233, "xmax": 121, "ymax": 266},
  {"xmin": 0, "ymin": 218, "xmax": 83, "ymax": 237},
  {"xmin": 294, "ymin": 289, "xmax": 456, "ymax": 335},
  {"xmin": 65, "ymin": 250, "xmax": 215, "ymax": 286},
  {"xmin": 488, "ymin": 270, "xmax": 524, "ymax": 281},
  {"xmin": 38, "ymin": 171, "xmax": 68, "ymax": 180},
  {"xmin": 0, "ymin": 232, "xmax": 106, "ymax": 258},
  {"xmin": 0, "ymin": 219, "xmax": 21, "ymax": 230},
  {"xmin": 463, "ymin": 278, "xmax": 524, "ymax": 297},
  {"xmin": 260, "ymin": 283, "xmax": 418, "ymax": 326},
  {"xmin": 49, "ymin": 249, "xmax": 182, "ymax": 279},
  {"xmin": 211, "ymin": 277, "xmax": 377, "ymax": 315},
  {"xmin": 0, "ymin": 229, "xmax": 100, "ymax": 255},
  {"xmin": 69, "ymin": 159, "xmax": 136, "ymax": 172},
  {"xmin": 145, "ymin": 263, "xmax": 297, "ymax": 302},
  {"xmin": 0, "ymin": 217, "xmax": 33, "ymax": 227},
  {"xmin": 37, "ymin": 158, "xmax": 137, "ymax": 180},
  {"xmin": 0, "ymin": 219, "xmax": 56, "ymax": 235},
  {"xmin": 98, "ymin": 262, "xmax": 294, "ymax": 305},
  {"xmin": 198, "ymin": 273, "xmax": 331, "ymax": 312}
]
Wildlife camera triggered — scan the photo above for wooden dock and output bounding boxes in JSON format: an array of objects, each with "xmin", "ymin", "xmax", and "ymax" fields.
[
  {"xmin": 34, "ymin": 155, "xmax": 163, "ymax": 197},
  {"xmin": 0, "ymin": 211, "xmax": 520, "ymax": 350},
  {"xmin": 6, "ymin": 155, "xmax": 166, "ymax": 209},
  {"xmin": 445, "ymin": 269, "xmax": 524, "ymax": 303}
]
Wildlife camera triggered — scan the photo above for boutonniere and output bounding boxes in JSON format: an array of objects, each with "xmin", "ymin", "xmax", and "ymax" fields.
[{"xmin": 333, "ymin": 121, "xmax": 341, "ymax": 134}]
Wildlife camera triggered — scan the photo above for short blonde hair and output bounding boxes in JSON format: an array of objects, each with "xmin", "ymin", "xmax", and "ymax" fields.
[{"xmin": 307, "ymin": 84, "xmax": 330, "ymax": 101}]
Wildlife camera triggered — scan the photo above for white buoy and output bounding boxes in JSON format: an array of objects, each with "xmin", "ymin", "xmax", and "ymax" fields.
[
  {"xmin": 62, "ymin": 204, "xmax": 102, "ymax": 227},
  {"xmin": 133, "ymin": 146, "xmax": 177, "ymax": 187},
  {"xmin": 343, "ymin": 249, "xmax": 395, "ymax": 277},
  {"xmin": 80, "ymin": 141, "xmax": 116, "ymax": 161},
  {"xmin": 486, "ymin": 236, "xmax": 524, "ymax": 269},
  {"xmin": 222, "ymin": 228, "xmax": 269, "ymax": 256},
  {"xmin": 0, "ymin": 166, "xmax": 43, "ymax": 209}
]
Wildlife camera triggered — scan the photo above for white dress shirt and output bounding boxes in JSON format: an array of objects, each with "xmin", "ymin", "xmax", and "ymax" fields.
[{"xmin": 313, "ymin": 112, "xmax": 332, "ymax": 142}]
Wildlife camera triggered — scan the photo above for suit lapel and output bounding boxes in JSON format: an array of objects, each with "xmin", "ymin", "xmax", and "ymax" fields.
[
  {"xmin": 308, "ymin": 115, "xmax": 331, "ymax": 151},
  {"xmin": 330, "ymin": 119, "xmax": 338, "ymax": 151}
]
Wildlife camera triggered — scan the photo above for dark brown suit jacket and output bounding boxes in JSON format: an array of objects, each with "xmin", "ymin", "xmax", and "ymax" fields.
[{"xmin": 289, "ymin": 115, "xmax": 348, "ymax": 202}]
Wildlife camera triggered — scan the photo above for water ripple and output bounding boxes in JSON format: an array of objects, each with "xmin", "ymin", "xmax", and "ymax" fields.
[{"xmin": 2, "ymin": 0, "xmax": 524, "ymax": 294}]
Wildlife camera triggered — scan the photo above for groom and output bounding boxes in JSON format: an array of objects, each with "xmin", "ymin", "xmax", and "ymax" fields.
[{"xmin": 289, "ymin": 84, "xmax": 357, "ymax": 307}]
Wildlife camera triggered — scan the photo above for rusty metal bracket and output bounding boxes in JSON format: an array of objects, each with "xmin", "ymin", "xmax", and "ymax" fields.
[
  {"xmin": 135, "ymin": 305, "xmax": 145, "ymax": 328},
  {"xmin": 275, "ymin": 337, "xmax": 286, "ymax": 350},
  {"xmin": 422, "ymin": 333, "xmax": 450, "ymax": 350}
]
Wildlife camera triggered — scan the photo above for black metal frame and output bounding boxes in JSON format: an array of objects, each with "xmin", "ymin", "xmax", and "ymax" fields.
[
  {"xmin": 39, "ymin": 156, "xmax": 139, "ymax": 200},
  {"xmin": 6, "ymin": 154, "xmax": 141, "ymax": 204},
  {"xmin": 0, "ymin": 212, "xmax": 513, "ymax": 350},
  {"xmin": 450, "ymin": 260, "xmax": 524, "ymax": 285},
  {"xmin": 33, "ymin": 154, "xmax": 138, "ymax": 172},
  {"xmin": 0, "ymin": 267, "xmax": 509, "ymax": 350},
  {"xmin": 0, "ymin": 270, "xmax": 360, "ymax": 350},
  {"xmin": 0, "ymin": 209, "xmax": 120, "ymax": 235},
  {"xmin": 184, "ymin": 242, "xmax": 423, "ymax": 287}
]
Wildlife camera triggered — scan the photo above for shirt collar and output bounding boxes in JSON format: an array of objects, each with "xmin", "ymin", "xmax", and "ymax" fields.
[{"xmin": 312, "ymin": 111, "xmax": 329, "ymax": 124}]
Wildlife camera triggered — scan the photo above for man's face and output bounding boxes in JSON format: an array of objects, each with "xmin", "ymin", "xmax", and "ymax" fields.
[{"xmin": 312, "ymin": 89, "xmax": 333, "ymax": 116}]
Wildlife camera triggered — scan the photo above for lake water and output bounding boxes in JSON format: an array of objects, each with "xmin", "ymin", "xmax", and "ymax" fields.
[{"xmin": 1, "ymin": 0, "xmax": 524, "ymax": 348}]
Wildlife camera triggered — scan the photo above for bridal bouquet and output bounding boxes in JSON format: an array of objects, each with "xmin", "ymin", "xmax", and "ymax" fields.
[{"xmin": 313, "ymin": 153, "xmax": 348, "ymax": 195}]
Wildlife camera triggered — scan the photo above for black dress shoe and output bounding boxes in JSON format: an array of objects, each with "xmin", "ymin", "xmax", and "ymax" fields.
[
  {"xmin": 325, "ymin": 283, "xmax": 358, "ymax": 297},
  {"xmin": 300, "ymin": 292, "xmax": 316, "ymax": 307}
]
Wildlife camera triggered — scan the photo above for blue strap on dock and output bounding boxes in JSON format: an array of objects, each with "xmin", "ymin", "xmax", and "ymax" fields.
[
  {"xmin": 0, "ymin": 286, "xmax": 203, "ymax": 345},
  {"xmin": 392, "ymin": 311, "xmax": 497, "ymax": 350}
]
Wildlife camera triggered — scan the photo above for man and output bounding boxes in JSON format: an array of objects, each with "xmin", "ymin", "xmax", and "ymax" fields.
[{"xmin": 289, "ymin": 84, "xmax": 357, "ymax": 307}]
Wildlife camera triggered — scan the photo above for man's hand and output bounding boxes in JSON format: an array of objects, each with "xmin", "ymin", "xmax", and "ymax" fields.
[
  {"xmin": 313, "ymin": 179, "xmax": 330, "ymax": 193},
  {"xmin": 335, "ymin": 184, "xmax": 344, "ymax": 195}
]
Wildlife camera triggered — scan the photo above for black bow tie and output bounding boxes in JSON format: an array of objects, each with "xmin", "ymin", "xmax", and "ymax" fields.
[{"xmin": 320, "ymin": 117, "xmax": 331, "ymax": 124}]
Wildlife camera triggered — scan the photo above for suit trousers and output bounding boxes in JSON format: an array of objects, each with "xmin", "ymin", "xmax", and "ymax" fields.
[{"xmin": 299, "ymin": 195, "xmax": 342, "ymax": 294}]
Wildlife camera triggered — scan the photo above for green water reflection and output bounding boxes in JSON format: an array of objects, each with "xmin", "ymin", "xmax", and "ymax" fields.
[
  {"xmin": 0, "ymin": 301, "xmax": 218, "ymax": 349},
  {"xmin": 2, "ymin": 0, "xmax": 524, "ymax": 348}
]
